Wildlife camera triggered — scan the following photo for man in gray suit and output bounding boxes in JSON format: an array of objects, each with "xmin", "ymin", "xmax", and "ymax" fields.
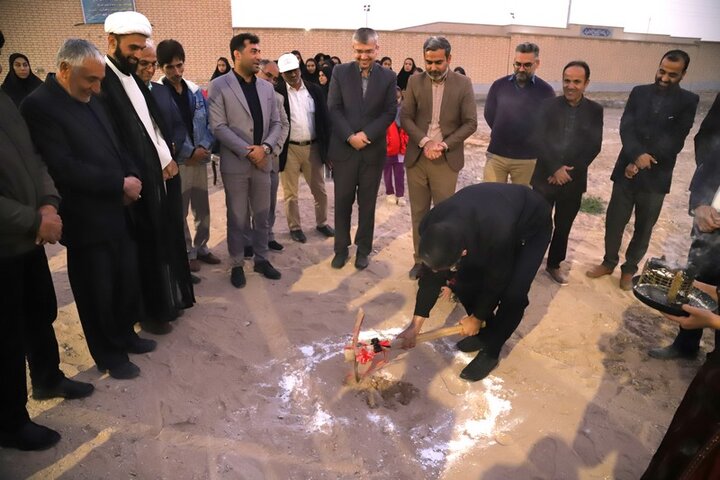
[
  {"xmin": 328, "ymin": 27, "xmax": 397, "ymax": 270},
  {"xmin": 208, "ymin": 33, "xmax": 283, "ymax": 288}
]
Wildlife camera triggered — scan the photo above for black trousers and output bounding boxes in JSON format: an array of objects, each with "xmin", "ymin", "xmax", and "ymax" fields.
[
  {"xmin": 538, "ymin": 189, "xmax": 583, "ymax": 269},
  {"xmin": 0, "ymin": 247, "xmax": 63, "ymax": 432},
  {"xmin": 457, "ymin": 224, "xmax": 552, "ymax": 358},
  {"xmin": 603, "ymin": 182, "xmax": 666, "ymax": 275},
  {"xmin": 672, "ymin": 228, "xmax": 720, "ymax": 353},
  {"xmin": 333, "ymin": 157, "xmax": 384, "ymax": 256},
  {"xmin": 66, "ymin": 234, "xmax": 141, "ymax": 369}
]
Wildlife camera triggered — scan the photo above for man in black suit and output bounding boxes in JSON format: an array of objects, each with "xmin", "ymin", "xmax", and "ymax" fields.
[
  {"xmin": 649, "ymin": 93, "xmax": 720, "ymax": 360},
  {"xmin": 327, "ymin": 27, "xmax": 397, "ymax": 269},
  {"xmin": 21, "ymin": 39, "xmax": 154, "ymax": 380},
  {"xmin": 1, "ymin": 87, "xmax": 95, "ymax": 451},
  {"xmin": 531, "ymin": 61, "xmax": 603, "ymax": 285},
  {"xmin": 397, "ymin": 184, "xmax": 552, "ymax": 381},
  {"xmin": 587, "ymin": 50, "xmax": 699, "ymax": 290}
]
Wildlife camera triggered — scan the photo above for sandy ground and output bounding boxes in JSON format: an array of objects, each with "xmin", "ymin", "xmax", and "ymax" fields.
[{"xmin": 1, "ymin": 93, "xmax": 717, "ymax": 480}]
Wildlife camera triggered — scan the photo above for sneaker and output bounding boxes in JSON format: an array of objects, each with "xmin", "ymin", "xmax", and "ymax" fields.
[
  {"xmin": 386, "ymin": 194, "xmax": 397, "ymax": 204},
  {"xmin": 546, "ymin": 267, "xmax": 568, "ymax": 285},
  {"xmin": 397, "ymin": 197, "xmax": 407, "ymax": 206}
]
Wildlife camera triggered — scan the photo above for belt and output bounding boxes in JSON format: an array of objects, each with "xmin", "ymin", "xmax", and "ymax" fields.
[{"xmin": 288, "ymin": 139, "xmax": 316, "ymax": 146}]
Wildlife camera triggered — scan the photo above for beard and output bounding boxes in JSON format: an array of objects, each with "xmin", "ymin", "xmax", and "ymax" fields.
[{"xmin": 113, "ymin": 44, "xmax": 138, "ymax": 75}]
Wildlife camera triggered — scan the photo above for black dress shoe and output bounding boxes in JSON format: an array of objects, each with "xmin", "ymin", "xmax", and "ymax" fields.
[
  {"xmin": 0, "ymin": 421, "xmax": 61, "ymax": 451},
  {"xmin": 460, "ymin": 353, "xmax": 499, "ymax": 382},
  {"xmin": 141, "ymin": 320, "xmax": 173, "ymax": 335},
  {"xmin": 197, "ymin": 252, "xmax": 221, "ymax": 264},
  {"xmin": 126, "ymin": 335, "xmax": 157, "ymax": 354},
  {"xmin": 355, "ymin": 253, "xmax": 369, "ymax": 270},
  {"xmin": 648, "ymin": 345, "xmax": 698, "ymax": 360},
  {"xmin": 316, "ymin": 225, "xmax": 335, "ymax": 237},
  {"xmin": 456, "ymin": 335, "xmax": 489, "ymax": 353},
  {"xmin": 290, "ymin": 229, "xmax": 307, "ymax": 243},
  {"xmin": 97, "ymin": 361, "xmax": 140, "ymax": 380},
  {"xmin": 331, "ymin": 250, "xmax": 348, "ymax": 269},
  {"xmin": 190, "ymin": 274, "xmax": 201, "ymax": 285},
  {"xmin": 244, "ymin": 246, "xmax": 254, "ymax": 258},
  {"xmin": 254, "ymin": 260, "xmax": 281, "ymax": 280},
  {"xmin": 268, "ymin": 240, "xmax": 284, "ymax": 251},
  {"xmin": 231, "ymin": 266, "xmax": 246, "ymax": 288},
  {"xmin": 33, "ymin": 377, "xmax": 95, "ymax": 400}
]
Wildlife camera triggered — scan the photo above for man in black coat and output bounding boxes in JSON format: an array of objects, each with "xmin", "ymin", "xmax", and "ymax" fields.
[
  {"xmin": 531, "ymin": 60, "xmax": 603, "ymax": 285},
  {"xmin": 327, "ymin": 27, "xmax": 397, "ymax": 269},
  {"xmin": 649, "ymin": 92, "xmax": 720, "ymax": 360},
  {"xmin": 275, "ymin": 52, "xmax": 333, "ymax": 243},
  {"xmin": 587, "ymin": 50, "xmax": 699, "ymax": 290},
  {"xmin": 0, "ymin": 87, "xmax": 95, "ymax": 451},
  {"xmin": 21, "ymin": 39, "xmax": 155, "ymax": 380},
  {"xmin": 99, "ymin": 12, "xmax": 194, "ymax": 329},
  {"xmin": 397, "ymin": 184, "xmax": 552, "ymax": 381}
]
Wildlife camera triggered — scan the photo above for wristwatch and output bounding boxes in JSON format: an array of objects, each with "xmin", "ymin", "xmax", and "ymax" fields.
[{"xmin": 262, "ymin": 144, "xmax": 272, "ymax": 155}]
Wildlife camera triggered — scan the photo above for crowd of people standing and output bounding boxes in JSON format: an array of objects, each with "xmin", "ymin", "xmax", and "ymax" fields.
[{"xmin": 1, "ymin": 11, "xmax": 719, "ymax": 477}]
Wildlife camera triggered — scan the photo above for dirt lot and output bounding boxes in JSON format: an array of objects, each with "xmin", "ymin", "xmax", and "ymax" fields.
[{"xmin": 0, "ymin": 92, "xmax": 717, "ymax": 479}]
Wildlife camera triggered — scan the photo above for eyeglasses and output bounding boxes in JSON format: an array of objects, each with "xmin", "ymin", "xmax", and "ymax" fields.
[
  {"xmin": 138, "ymin": 60, "xmax": 158, "ymax": 68},
  {"xmin": 513, "ymin": 61, "xmax": 535, "ymax": 69}
]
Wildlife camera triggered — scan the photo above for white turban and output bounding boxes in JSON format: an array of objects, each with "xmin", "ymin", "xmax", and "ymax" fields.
[{"xmin": 104, "ymin": 11, "xmax": 152, "ymax": 37}]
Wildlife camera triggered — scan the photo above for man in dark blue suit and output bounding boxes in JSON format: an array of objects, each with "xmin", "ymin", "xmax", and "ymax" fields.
[
  {"xmin": 587, "ymin": 50, "xmax": 699, "ymax": 290},
  {"xmin": 21, "ymin": 39, "xmax": 155, "ymax": 380},
  {"xmin": 327, "ymin": 27, "xmax": 397, "ymax": 270}
]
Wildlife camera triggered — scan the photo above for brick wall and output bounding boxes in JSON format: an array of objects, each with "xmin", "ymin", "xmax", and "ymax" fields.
[{"xmin": 1, "ymin": 1, "xmax": 718, "ymax": 92}]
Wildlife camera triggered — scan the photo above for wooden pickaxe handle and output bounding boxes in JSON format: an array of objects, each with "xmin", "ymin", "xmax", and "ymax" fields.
[{"xmin": 389, "ymin": 324, "xmax": 468, "ymax": 349}]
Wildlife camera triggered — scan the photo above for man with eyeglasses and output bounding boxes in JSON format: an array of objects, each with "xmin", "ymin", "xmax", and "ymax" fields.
[
  {"xmin": 327, "ymin": 27, "xmax": 397, "ymax": 270},
  {"xmin": 483, "ymin": 42, "xmax": 554, "ymax": 186},
  {"xmin": 274, "ymin": 53, "xmax": 333, "ymax": 246},
  {"xmin": 246, "ymin": 59, "xmax": 290, "ymax": 254},
  {"xmin": 397, "ymin": 183, "xmax": 551, "ymax": 382},
  {"xmin": 155, "ymin": 39, "xmax": 219, "ymax": 276}
]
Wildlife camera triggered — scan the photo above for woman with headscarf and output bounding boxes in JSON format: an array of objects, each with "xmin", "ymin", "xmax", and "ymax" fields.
[
  {"xmin": 303, "ymin": 57, "xmax": 319, "ymax": 84},
  {"xmin": 210, "ymin": 57, "xmax": 230, "ymax": 80},
  {"xmin": 330, "ymin": 56, "xmax": 342, "ymax": 66},
  {"xmin": 1, "ymin": 53, "xmax": 43, "ymax": 107},
  {"xmin": 318, "ymin": 65, "xmax": 333, "ymax": 98},
  {"xmin": 396, "ymin": 57, "xmax": 416, "ymax": 91}
]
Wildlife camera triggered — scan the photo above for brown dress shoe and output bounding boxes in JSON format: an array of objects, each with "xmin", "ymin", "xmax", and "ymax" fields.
[
  {"xmin": 586, "ymin": 264, "xmax": 613, "ymax": 278},
  {"xmin": 188, "ymin": 259, "xmax": 201, "ymax": 272},
  {"xmin": 619, "ymin": 273, "xmax": 633, "ymax": 291}
]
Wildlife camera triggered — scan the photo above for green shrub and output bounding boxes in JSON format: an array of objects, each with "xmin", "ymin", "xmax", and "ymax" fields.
[{"xmin": 580, "ymin": 195, "xmax": 605, "ymax": 215}]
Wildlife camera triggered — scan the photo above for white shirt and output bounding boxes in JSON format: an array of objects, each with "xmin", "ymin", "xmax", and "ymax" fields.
[
  {"xmin": 286, "ymin": 81, "xmax": 316, "ymax": 142},
  {"xmin": 106, "ymin": 56, "xmax": 173, "ymax": 170}
]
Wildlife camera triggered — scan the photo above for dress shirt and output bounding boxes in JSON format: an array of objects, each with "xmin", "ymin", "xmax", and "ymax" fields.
[
  {"xmin": 419, "ymin": 71, "xmax": 446, "ymax": 148},
  {"xmin": 287, "ymin": 81, "xmax": 316, "ymax": 142}
]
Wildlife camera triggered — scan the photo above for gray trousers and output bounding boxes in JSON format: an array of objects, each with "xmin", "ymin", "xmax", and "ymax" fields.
[
  {"xmin": 180, "ymin": 163, "xmax": 211, "ymax": 259},
  {"xmin": 244, "ymin": 168, "xmax": 279, "ymax": 242},
  {"xmin": 222, "ymin": 167, "xmax": 271, "ymax": 267}
]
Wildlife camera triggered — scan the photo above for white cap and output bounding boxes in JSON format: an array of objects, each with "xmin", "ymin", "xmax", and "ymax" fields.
[
  {"xmin": 104, "ymin": 11, "xmax": 152, "ymax": 37},
  {"xmin": 277, "ymin": 53, "xmax": 300, "ymax": 73}
]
